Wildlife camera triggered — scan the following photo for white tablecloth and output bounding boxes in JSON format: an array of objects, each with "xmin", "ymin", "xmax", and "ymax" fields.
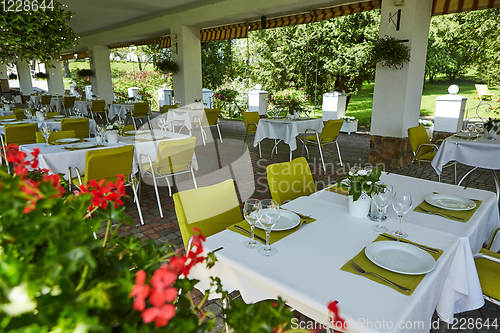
[
  {"xmin": 166, "ymin": 109, "xmax": 207, "ymax": 132},
  {"xmin": 74, "ymin": 101, "xmax": 91, "ymax": 116},
  {"xmin": 432, "ymin": 135, "xmax": 500, "ymax": 174},
  {"xmin": 190, "ymin": 173, "xmax": 499, "ymax": 332},
  {"xmin": 253, "ymin": 118, "xmax": 324, "ymax": 151},
  {"xmin": 0, "ymin": 110, "xmax": 14, "ymax": 116},
  {"xmin": 30, "ymin": 95, "xmax": 41, "ymax": 107},
  {"xmin": 109, "ymin": 104, "xmax": 134, "ymax": 120},
  {"xmin": 50, "ymin": 97, "xmax": 64, "ymax": 110}
]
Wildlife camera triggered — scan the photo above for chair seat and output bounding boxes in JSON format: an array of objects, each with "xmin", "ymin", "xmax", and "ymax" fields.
[
  {"xmin": 476, "ymin": 248, "xmax": 500, "ymax": 301},
  {"xmin": 304, "ymin": 134, "xmax": 335, "ymax": 144},
  {"xmin": 416, "ymin": 151, "xmax": 436, "ymax": 162}
]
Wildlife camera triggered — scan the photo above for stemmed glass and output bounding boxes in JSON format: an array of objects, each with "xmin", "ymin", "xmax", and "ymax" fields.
[
  {"xmin": 257, "ymin": 199, "xmax": 280, "ymax": 257},
  {"xmin": 371, "ymin": 183, "xmax": 393, "ymax": 233},
  {"xmin": 24, "ymin": 109, "xmax": 32, "ymax": 122},
  {"xmin": 41, "ymin": 124, "xmax": 51, "ymax": 147},
  {"xmin": 475, "ymin": 122, "xmax": 484, "ymax": 134},
  {"xmin": 391, "ymin": 192, "xmax": 412, "ymax": 239},
  {"xmin": 243, "ymin": 199, "xmax": 261, "ymax": 249}
]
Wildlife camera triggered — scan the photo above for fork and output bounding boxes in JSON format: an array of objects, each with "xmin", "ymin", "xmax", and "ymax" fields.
[
  {"xmin": 350, "ymin": 261, "xmax": 410, "ymax": 292},
  {"xmin": 415, "ymin": 206, "xmax": 464, "ymax": 221}
]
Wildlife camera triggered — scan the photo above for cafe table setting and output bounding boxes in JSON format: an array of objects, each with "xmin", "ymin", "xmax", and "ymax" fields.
[
  {"xmin": 189, "ymin": 173, "xmax": 499, "ymax": 333},
  {"xmin": 0, "ymin": 116, "xmax": 96, "ymax": 135},
  {"xmin": 165, "ymin": 102, "xmax": 207, "ymax": 134},
  {"xmin": 253, "ymin": 117, "xmax": 323, "ymax": 160}
]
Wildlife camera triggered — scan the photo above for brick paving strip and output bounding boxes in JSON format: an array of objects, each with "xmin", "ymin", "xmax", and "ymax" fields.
[{"xmin": 97, "ymin": 119, "xmax": 499, "ymax": 333}]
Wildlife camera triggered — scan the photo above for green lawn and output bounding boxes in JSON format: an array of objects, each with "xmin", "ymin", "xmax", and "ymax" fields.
[{"xmin": 345, "ymin": 77, "xmax": 499, "ymax": 126}]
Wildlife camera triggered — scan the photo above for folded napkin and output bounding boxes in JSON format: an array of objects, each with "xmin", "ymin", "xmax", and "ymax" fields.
[
  {"xmin": 227, "ymin": 212, "xmax": 316, "ymax": 245},
  {"xmin": 340, "ymin": 234, "xmax": 443, "ymax": 295},
  {"xmin": 414, "ymin": 199, "xmax": 481, "ymax": 223},
  {"xmin": 325, "ymin": 183, "xmax": 348, "ymax": 196}
]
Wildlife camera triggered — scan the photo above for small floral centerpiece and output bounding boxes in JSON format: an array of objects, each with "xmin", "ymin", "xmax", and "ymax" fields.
[
  {"xmin": 338, "ymin": 166, "xmax": 382, "ymax": 201},
  {"xmin": 105, "ymin": 121, "xmax": 124, "ymax": 133},
  {"xmin": 270, "ymin": 88, "xmax": 309, "ymax": 115},
  {"xmin": 485, "ymin": 117, "xmax": 500, "ymax": 133},
  {"xmin": 419, "ymin": 119, "xmax": 433, "ymax": 127}
]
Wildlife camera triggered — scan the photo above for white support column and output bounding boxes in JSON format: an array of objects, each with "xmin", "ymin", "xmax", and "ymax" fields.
[
  {"xmin": 369, "ymin": 0, "xmax": 433, "ymax": 168},
  {"xmin": 0, "ymin": 63, "xmax": 8, "ymax": 79},
  {"xmin": 16, "ymin": 59, "xmax": 33, "ymax": 95},
  {"xmin": 88, "ymin": 45, "xmax": 113, "ymax": 104},
  {"xmin": 46, "ymin": 59, "xmax": 65, "ymax": 95},
  {"xmin": 172, "ymin": 25, "xmax": 203, "ymax": 105}
]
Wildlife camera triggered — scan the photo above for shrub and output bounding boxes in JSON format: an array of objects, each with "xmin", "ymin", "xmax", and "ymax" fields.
[{"xmin": 270, "ymin": 88, "xmax": 309, "ymax": 115}]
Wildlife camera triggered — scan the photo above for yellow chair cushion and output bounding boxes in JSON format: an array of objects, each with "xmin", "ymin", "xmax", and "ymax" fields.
[
  {"xmin": 475, "ymin": 248, "xmax": 500, "ymax": 302},
  {"xmin": 243, "ymin": 112, "xmax": 260, "ymax": 134},
  {"xmin": 267, "ymin": 157, "xmax": 316, "ymax": 205},
  {"xmin": 173, "ymin": 179, "xmax": 243, "ymax": 247}
]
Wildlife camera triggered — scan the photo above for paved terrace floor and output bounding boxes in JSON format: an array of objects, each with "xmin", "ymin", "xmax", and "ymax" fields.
[{"xmin": 102, "ymin": 119, "xmax": 500, "ymax": 333}]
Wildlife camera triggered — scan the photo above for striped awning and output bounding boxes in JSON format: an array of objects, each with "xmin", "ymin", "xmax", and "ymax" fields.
[
  {"xmin": 432, "ymin": 0, "xmax": 500, "ymax": 15},
  {"xmin": 248, "ymin": 0, "xmax": 381, "ymax": 30},
  {"xmin": 109, "ymin": 36, "xmax": 171, "ymax": 50},
  {"xmin": 200, "ymin": 23, "xmax": 248, "ymax": 42}
]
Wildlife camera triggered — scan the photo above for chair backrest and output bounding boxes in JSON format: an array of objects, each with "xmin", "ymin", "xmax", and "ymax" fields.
[
  {"xmin": 21, "ymin": 95, "xmax": 30, "ymax": 103},
  {"xmin": 40, "ymin": 95, "xmax": 52, "ymax": 105},
  {"xmin": 83, "ymin": 145, "xmax": 134, "ymax": 184},
  {"xmin": 153, "ymin": 136, "xmax": 197, "ymax": 174},
  {"xmin": 173, "ymin": 179, "xmax": 243, "ymax": 247},
  {"xmin": 46, "ymin": 112, "xmax": 61, "ymax": 118},
  {"xmin": 0, "ymin": 115, "xmax": 16, "ymax": 120},
  {"xmin": 91, "ymin": 99, "xmax": 106, "ymax": 111},
  {"xmin": 13, "ymin": 109, "xmax": 27, "ymax": 120},
  {"xmin": 267, "ymin": 157, "xmax": 316, "ymax": 205},
  {"xmin": 475, "ymin": 84, "xmax": 491, "ymax": 95},
  {"xmin": 132, "ymin": 103, "xmax": 149, "ymax": 117},
  {"xmin": 407, "ymin": 125, "xmax": 433, "ymax": 157},
  {"xmin": 35, "ymin": 130, "xmax": 76, "ymax": 143},
  {"xmin": 319, "ymin": 119, "xmax": 344, "ymax": 143},
  {"xmin": 161, "ymin": 105, "xmax": 178, "ymax": 113},
  {"xmin": 4, "ymin": 123, "xmax": 38, "ymax": 145},
  {"xmin": 205, "ymin": 108, "xmax": 221, "ymax": 126},
  {"xmin": 122, "ymin": 125, "xmax": 135, "ymax": 135},
  {"xmin": 61, "ymin": 118, "xmax": 90, "ymax": 138},
  {"xmin": 243, "ymin": 112, "xmax": 260, "ymax": 134},
  {"xmin": 63, "ymin": 96, "xmax": 76, "ymax": 107}
]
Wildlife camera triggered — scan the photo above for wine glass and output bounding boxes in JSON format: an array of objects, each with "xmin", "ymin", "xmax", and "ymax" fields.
[
  {"xmin": 475, "ymin": 122, "xmax": 484, "ymax": 134},
  {"xmin": 371, "ymin": 183, "xmax": 393, "ymax": 233},
  {"xmin": 391, "ymin": 192, "xmax": 412, "ymax": 239},
  {"xmin": 24, "ymin": 109, "xmax": 32, "ymax": 122},
  {"xmin": 257, "ymin": 199, "xmax": 280, "ymax": 257},
  {"xmin": 243, "ymin": 199, "xmax": 261, "ymax": 249},
  {"xmin": 41, "ymin": 124, "xmax": 51, "ymax": 147}
]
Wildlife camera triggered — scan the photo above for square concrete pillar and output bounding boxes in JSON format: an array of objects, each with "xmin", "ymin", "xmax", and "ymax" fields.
[
  {"xmin": 47, "ymin": 59, "xmax": 65, "ymax": 95},
  {"xmin": 16, "ymin": 59, "xmax": 33, "ymax": 95},
  {"xmin": 88, "ymin": 45, "xmax": 114, "ymax": 104}
]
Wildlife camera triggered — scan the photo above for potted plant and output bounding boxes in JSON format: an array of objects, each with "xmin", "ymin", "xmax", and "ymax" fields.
[
  {"xmin": 76, "ymin": 68, "xmax": 94, "ymax": 78},
  {"xmin": 338, "ymin": 166, "xmax": 382, "ymax": 218},
  {"xmin": 270, "ymin": 88, "xmax": 309, "ymax": 118},
  {"xmin": 485, "ymin": 117, "xmax": 499, "ymax": 140},
  {"xmin": 372, "ymin": 35, "xmax": 411, "ymax": 70},
  {"xmin": 8, "ymin": 73, "xmax": 17, "ymax": 80},
  {"xmin": 34, "ymin": 72, "xmax": 48, "ymax": 80},
  {"xmin": 419, "ymin": 119, "xmax": 434, "ymax": 140},
  {"xmin": 155, "ymin": 59, "xmax": 179, "ymax": 75},
  {"xmin": 341, "ymin": 116, "xmax": 358, "ymax": 134}
]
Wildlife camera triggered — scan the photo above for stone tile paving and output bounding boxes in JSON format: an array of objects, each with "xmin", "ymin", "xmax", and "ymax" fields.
[{"xmin": 102, "ymin": 119, "xmax": 499, "ymax": 333}]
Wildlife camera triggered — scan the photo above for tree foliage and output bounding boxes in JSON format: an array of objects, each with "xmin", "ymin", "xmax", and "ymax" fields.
[
  {"xmin": 201, "ymin": 40, "xmax": 238, "ymax": 90},
  {"xmin": 0, "ymin": 1, "xmax": 78, "ymax": 65}
]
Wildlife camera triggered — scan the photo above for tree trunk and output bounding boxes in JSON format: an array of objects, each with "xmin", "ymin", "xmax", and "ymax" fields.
[{"xmin": 63, "ymin": 60, "xmax": 71, "ymax": 78}]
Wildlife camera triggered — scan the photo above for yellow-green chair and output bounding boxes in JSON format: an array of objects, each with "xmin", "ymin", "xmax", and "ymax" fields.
[
  {"xmin": 205, "ymin": 108, "xmax": 223, "ymax": 143},
  {"xmin": 3, "ymin": 123, "xmax": 38, "ymax": 145},
  {"xmin": 40, "ymin": 95, "xmax": 52, "ymax": 106},
  {"xmin": 69, "ymin": 145, "xmax": 144, "ymax": 225},
  {"xmin": 242, "ymin": 112, "xmax": 261, "ymax": 158},
  {"xmin": 122, "ymin": 124, "xmax": 135, "ymax": 136},
  {"xmin": 13, "ymin": 109, "xmax": 28, "ymax": 120},
  {"xmin": 130, "ymin": 102, "xmax": 151, "ymax": 130},
  {"xmin": 61, "ymin": 118, "xmax": 90, "ymax": 139},
  {"xmin": 267, "ymin": 157, "xmax": 316, "ymax": 205},
  {"xmin": 140, "ymin": 136, "xmax": 197, "ymax": 219},
  {"xmin": 89, "ymin": 99, "xmax": 109, "ymax": 123},
  {"xmin": 46, "ymin": 112, "xmax": 62, "ymax": 118},
  {"xmin": 407, "ymin": 125, "xmax": 456, "ymax": 183},
  {"xmin": 303, "ymin": 119, "xmax": 344, "ymax": 172},
  {"xmin": 161, "ymin": 104, "xmax": 178, "ymax": 113},
  {"xmin": 173, "ymin": 179, "xmax": 243, "ymax": 248},
  {"xmin": 63, "ymin": 96, "xmax": 76, "ymax": 116},
  {"xmin": 35, "ymin": 130, "xmax": 76, "ymax": 143},
  {"xmin": 474, "ymin": 228, "xmax": 500, "ymax": 306}
]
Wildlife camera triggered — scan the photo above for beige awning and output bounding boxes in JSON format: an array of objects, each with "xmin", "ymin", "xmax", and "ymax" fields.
[
  {"xmin": 200, "ymin": 23, "xmax": 248, "ymax": 42},
  {"xmin": 432, "ymin": 0, "xmax": 500, "ymax": 15}
]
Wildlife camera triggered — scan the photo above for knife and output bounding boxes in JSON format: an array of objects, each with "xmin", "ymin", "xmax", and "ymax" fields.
[
  {"xmin": 380, "ymin": 234, "xmax": 439, "ymax": 254},
  {"xmin": 234, "ymin": 225, "xmax": 267, "ymax": 243}
]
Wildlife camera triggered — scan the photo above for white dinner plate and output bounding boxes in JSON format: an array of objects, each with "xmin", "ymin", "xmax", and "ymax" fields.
[
  {"xmin": 125, "ymin": 130, "xmax": 138, "ymax": 135},
  {"xmin": 365, "ymin": 241, "xmax": 436, "ymax": 275},
  {"xmin": 1, "ymin": 121, "xmax": 23, "ymax": 125},
  {"xmin": 50, "ymin": 115, "xmax": 65, "ymax": 119},
  {"xmin": 454, "ymin": 132, "xmax": 479, "ymax": 139},
  {"xmin": 1, "ymin": 118, "xmax": 17, "ymax": 122},
  {"xmin": 424, "ymin": 193, "xmax": 476, "ymax": 211},
  {"xmin": 256, "ymin": 209, "xmax": 300, "ymax": 231},
  {"xmin": 56, "ymin": 138, "xmax": 80, "ymax": 143},
  {"xmin": 71, "ymin": 143, "xmax": 97, "ymax": 149}
]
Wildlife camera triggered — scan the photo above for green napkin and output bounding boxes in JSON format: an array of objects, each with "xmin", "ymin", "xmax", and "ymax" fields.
[
  {"xmin": 414, "ymin": 199, "xmax": 481, "ymax": 223},
  {"xmin": 227, "ymin": 215, "xmax": 311, "ymax": 245},
  {"xmin": 325, "ymin": 183, "xmax": 348, "ymax": 196},
  {"xmin": 49, "ymin": 138, "xmax": 88, "ymax": 146},
  {"xmin": 341, "ymin": 234, "xmax": 443, "ymax": 296}
]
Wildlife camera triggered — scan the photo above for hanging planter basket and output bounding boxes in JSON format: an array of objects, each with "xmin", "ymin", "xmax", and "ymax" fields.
[
  {"xmin": 76, "ymin": 68, "xmax": 94, "ymax": 78},
  {"xmin": 155, "ymin": 59, "xmax": 179, "ymax": 75},
  {"xmin": 372, "ymin": 35, "xmax": 411, "ymax": 70}
]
